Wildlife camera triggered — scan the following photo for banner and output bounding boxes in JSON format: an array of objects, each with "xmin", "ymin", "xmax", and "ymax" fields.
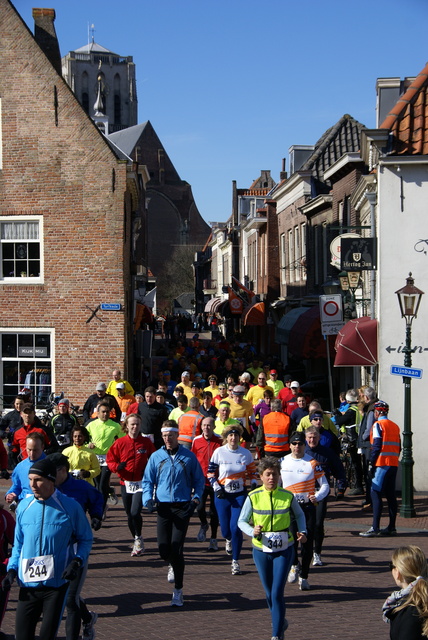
[{"xmin": 228, "ymin": 287, "xmax": 244, "ymax": 314}]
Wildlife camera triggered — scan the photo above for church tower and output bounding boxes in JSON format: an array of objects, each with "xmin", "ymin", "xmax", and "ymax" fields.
[{"xmin": 61, "ymin": 34, "xmax": 137, "ymax": 133}]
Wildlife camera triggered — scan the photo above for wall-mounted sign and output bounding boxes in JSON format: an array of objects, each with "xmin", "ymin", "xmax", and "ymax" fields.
[
  {"xmin": 18, "ymin": 347, "xmax": 48, "ymax": 357},
  {"xmin": 330, "ymin": 233, "xmax": 360, "ymax": 269},
  {"xmin": 100, "ymin": 303, "xmax": 122, "ymax": 311},
  {"xmin": 341, "ymin": 237, "xmax": 377, "ymax": 271}
]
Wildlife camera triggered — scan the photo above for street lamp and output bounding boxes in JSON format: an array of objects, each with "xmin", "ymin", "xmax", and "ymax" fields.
[{"xmin": 395, "ymin": 272, "xmax": 424, "ymax": 518}]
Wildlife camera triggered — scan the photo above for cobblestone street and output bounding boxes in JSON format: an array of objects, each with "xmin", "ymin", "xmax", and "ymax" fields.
[{"xmin": 1, "ymin": 480, "xmax": 426, "ymax": 640}]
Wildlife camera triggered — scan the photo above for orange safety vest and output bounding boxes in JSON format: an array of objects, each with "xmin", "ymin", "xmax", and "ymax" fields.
[
  {"xmin": 370, "ymin": 418, "xmax": 400, "ymax": 467},
  {"xmin": 262, "ymin": 412, "xmax": 291, "ymax": 453},
  {"xmin": 177, "ymin": 410, "xmax": 203, "ymax": 445}
]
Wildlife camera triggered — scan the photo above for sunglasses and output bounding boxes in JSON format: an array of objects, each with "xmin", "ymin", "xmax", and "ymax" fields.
[
  {"xmin": 311, "ymin": 418, "xmax": 322, "ymax": 421},
  {"xmin": 291, "ymin": 442, "xmax": 304, "ymax": 446}
]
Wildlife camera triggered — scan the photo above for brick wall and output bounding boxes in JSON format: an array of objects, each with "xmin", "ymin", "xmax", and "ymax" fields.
[{"xmin": 0, "ymin": 2, "xmax": 135, "ymax": 405}]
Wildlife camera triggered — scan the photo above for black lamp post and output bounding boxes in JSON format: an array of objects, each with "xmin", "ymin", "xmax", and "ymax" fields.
[{"xmin": 395, "ymin": 272, "xmax": 424, "ymax": 518}]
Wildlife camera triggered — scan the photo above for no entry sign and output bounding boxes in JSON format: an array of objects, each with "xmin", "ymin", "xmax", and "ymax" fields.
[{"xmin": 319, "ymin": 295, "xmax": 343, "ymax": 335}]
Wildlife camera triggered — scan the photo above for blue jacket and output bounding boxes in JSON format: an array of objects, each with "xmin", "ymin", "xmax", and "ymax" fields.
[
  {"xmin": 58, "ymin": 474, "xmax": 103, "ymax": 520},
  {"xmin": 6, "ymin": 453, "xmax": 46, "ymax": 501},
  {"xmin": 142, "ymin": 445, "xmax": 205, "ymax": 506},
  {"xmin": 9, "ymin": 489, "xmax": 93, "ymax": 588}
]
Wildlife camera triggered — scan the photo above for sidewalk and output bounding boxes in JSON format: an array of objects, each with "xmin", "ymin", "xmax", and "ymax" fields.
[{"xmin": 0, "ymin": 482, "xmax": 426, "ymax": 640}]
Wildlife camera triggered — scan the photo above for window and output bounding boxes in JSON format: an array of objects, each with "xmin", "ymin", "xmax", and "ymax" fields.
[
  {"xmin": 300, "ymin": 223, "xmax": 307, "ymax": 281},
  {"xmin": 0, "ymin": 217, "xmax": 43, "ymax": 282},
  {"xmin": 280, "ymin": 233, "xmax": 286, "ymax": 285},
  {"xmin": 288, "ymin": 230, "xmax": 294, "ymax": 283},
  {"xmin": 0, "ymin": 330, "xmax": 53, "ymax": 408}
]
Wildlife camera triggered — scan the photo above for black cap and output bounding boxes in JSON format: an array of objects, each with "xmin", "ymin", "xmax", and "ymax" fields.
[
  {"xmin": 290, "ymin": 431, "xmax": 306, "ymax": 445},
  {"xmin": 47, "ymin": 452, "xmax": 69, "ymax": 470},
  {"xmin": 28, "ymin": 458, "xmax": 57, "ymax": 482}
]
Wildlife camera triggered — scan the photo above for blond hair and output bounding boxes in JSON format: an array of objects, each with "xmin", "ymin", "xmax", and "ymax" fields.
[{"xmin": 392, "ymin": 546, "xmax": 428, "ymax": 636}]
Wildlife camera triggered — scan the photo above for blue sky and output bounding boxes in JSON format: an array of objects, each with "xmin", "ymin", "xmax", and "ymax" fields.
[{"xmin": 15, "ymin": 0, "xmax": 428, "ymax": 224}]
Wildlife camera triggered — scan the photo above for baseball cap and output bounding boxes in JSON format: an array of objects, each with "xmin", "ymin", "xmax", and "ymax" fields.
[
  {"xmin": 58, "ymin": 398, "xmax": 70, "ymax": 406},
  {"xmin": 232, "ymin": 385, "xmax": 245, "ymax": 395},
  {"xmin": 290, "ymin": 381, "xmax": 300, "ymax": 388},
  {"xmin": 290, "ymin": 432, "xmax": 306, "ymax": 445},
  {"xmin": 96, "ymin": 382, "xmax": 106, "ymax": 391},
  {"xmin": 270, "ymin": 369, "xmax": 277, "ymax": 375},
  {"xmin": 116, "ymin": 382, "xmax": 125, "ymax": 389}
]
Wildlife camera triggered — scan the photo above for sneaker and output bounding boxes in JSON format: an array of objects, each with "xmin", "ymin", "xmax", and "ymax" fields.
[
  {"xmin": 197, "ymin": 523, "xmax": 209, "ymax": 542},
  {"xmin": 312, "ymin": 553, "xmax": 323, "ymax": 566},
  {"xmin": 299, "ymin": 577, "xmax": 310, "ymax": 590},
  {"xmin": 287, "ymin": 565, "xmax": 299, "ymax": 583},
  {"xmin": 225, "ymin": 539, "xmax": 232, "ymax": 555},
  {"xmin": 167, "ymin": 564, "xmax": 175, "ymax": 583},
  {"xmin": 171, "ymin": 588, "xmax": 183, "ymax": 607},
  {"xmin": 359, "ymin": 527, "xmax": 380, "ymax": 537},
  {"xmin": 208, "ymin": 538, "xmax": 218, "ymax": 552},
  {"xmin": 231, "ymin": 560, "xmax": 241, "ymax": 575},
  {"xmin": 131, "ymin": 536, "xmax": 144, "ymax": 556},
  {"xmin": 107, "ymin": 490, "xmax": 118, "ymax": 506},
  {"xmin": 348, "ymin": 487, "xmax": 364, "ymax": 496},
  {"xmin": 82, "ymin": 611, "xmax": 98, "ymax": 640},
  {"xmin": 379, "ymin": 527, "xmax": 397, "ymax": 536}
]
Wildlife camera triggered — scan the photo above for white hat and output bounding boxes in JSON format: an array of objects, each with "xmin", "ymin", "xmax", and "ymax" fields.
[{"xmin": 290, "ymin": 381, "xmax": 300, "ymax": 388}]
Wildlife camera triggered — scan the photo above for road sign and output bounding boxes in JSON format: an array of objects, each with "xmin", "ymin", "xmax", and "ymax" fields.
[
  {"xmin": 390, "ymin": 365, "xmax": 423, "ymax": 379},
  {"xmin": 319, "ymin": 295, "xmax": 343, "ymax": 336},
  {"xmin": 100, "ymin": 303, "xmax": 122, "ymax": 311}
]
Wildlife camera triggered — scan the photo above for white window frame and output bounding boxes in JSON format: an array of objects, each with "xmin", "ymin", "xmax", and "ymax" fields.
[
  {"xmin": 280, "ymin": 233, "xmax": 286, "ymax": 285},
  {"xmin": 288, "ymin": 230, "xmax": 294, "ymax": 283},
  {"xmin": 0, "ymin": 327, "xmax": 55, "ymax": 410},
  {"xmin": 300, "ymin": 223, "xmax": 307, "ymax": 281},
  {"xmin": 0, "ymin": 216, "xmax": 44, "ymax": 284}
]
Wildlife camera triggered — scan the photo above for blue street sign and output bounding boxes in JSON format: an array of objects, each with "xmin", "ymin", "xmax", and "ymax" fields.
[
  {"xmin": 100, "ymin": 303, "xmax": 122, "ymax": 311},
  {"xmin": 390, "ymin": 365, "xmax": 423, "ymax": 379}
]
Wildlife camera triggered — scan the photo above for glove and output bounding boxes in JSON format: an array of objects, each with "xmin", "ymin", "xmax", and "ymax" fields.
[
  {"xmin": 117, "ymin": 462, "xmax": 127, "ymax": 471},
  {"xmin": 215, "ymin": 487, "xmax": 226, "ymax": 499},
  {"xmin": 1, "ymin": 568, "xmax": 16, "ymax": 591},
  {"xmin": 0, "ymin": 470, "xmax": 10, "ymax": 480},
  {"xmin": 61, "ymin": 558, "xmax": 81, "ymax": 581},
  {"xmin": 145, "ymin": 499, "xmax": 155, "ymax": 513},
  {"xmin": 185, "ymin": 500, "xmax": 198, "ymax": 518},
  {"xmin": 91, "ymin": 517, "xmax": 102, "ymax": 531},
  {"xmin": 368, "ymin": 462, "xmax": 375, "ymax": 478},
  {"xmin": 79, "ymin": 470, "xmax": 91, "ymax": 479}
]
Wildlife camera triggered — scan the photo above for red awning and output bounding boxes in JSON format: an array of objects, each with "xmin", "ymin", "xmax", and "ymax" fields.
[
  {"xmin": 288, "ymin": 305, "xmax": 334, "ymax": 360},
  {"xmin": 243, "ymin": 301, "xmax": 265, "ymax": 326},
  {"xmin": 334, "ymin": 316, "xmax": 378, "ymax": 366}
]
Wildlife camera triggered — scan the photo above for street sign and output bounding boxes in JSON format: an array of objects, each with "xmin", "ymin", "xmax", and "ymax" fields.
[
  {"xmin": 319, "ymin": 295, "xmax": 343, "ymax": 336},
  {"xmin": 390, "ymin": 365, "xmax": 423, "ymax": 379},
  {"xmin": 100, "ymin": 303, "xmax": 122, "ymax": 311}
]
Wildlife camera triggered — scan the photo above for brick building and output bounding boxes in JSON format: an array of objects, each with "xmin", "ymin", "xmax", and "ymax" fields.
[{"xmin": 0, "ymin": 3, "xmax": 148, "ymax": 408}]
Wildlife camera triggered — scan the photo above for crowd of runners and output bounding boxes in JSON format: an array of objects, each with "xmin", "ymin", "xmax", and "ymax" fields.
[{"xmin": 0, "ymin": 333, "xmax": 426, "ymax": 640}]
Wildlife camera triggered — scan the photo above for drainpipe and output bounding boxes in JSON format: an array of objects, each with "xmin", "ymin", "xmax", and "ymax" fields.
[{"xmin": 365, "ymin": 190, "xmax": 377, "ymax": 386}]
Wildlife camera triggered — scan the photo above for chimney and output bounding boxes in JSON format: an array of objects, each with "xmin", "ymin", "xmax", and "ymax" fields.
[
  {"xmin": 32, "ymin": 8, "xmax": 62, "ymax": 75},
  {"xmin": 280, "ymin": 158, "xmax": 287, "ymax": 181}
]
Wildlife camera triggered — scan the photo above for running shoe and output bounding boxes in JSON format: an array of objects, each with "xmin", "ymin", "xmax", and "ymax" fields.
[
  {"xmin": 167, "ymin": 564, "xmax": 175, "ymax": 583},
  {"xmin": 131, "ymin": 536, "xmax": 144, "ymax": 556},
  {"xmin": 208, "ymin": 538, "xmax": 218, "ymax": 552},
  {"xmin": 197, "ymin": 523, "xmax": 209, "ymax": 542},
  {"xmin": 231, "ymin": 560, "xmax": 241, "ymax": 575},
  {"xmin": 298, "ymin": 577, "xmax": 310, "ymax": 591},
  {"xmin": 379, "ymin": 527, "xmax": 397, "ymax": 536},
  {"xmin": 312, "ymin": 552, "xmax": 323, "ymax": 566},
  {"xmin": 107, "ymin": 490, "xmax": 118, "ymax": 506},
  {"xmin": 171, "ymin": 588, "xmax": 183, "ymax": 607},
  {"xmin": 287, "ymin": 565, "xmax": 299, "ymax": 583},
  {"xmin": 82, "ymin": 611, "xmax": 98, "ymax": 640},
  {"xmin": 225, "ymin": 539, "xmax": 232, "ymax": 555},
  {"xmin": 359, "ymin": 527, "xmax": 380, "ymax": 537},
  {"xmin": 348, "ymin": 487, "xmax": 364, "ymax": 496}
]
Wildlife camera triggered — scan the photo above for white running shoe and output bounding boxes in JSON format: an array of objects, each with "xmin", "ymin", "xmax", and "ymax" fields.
[
  {"xmin": 171, "ymin": 588, "xmax": 183, "ymax": 607},
  {"xmin": 231, "ymin": 560, "xmax": 241, "ymax": 575},
  {"xmin": 167, "ymin": 564, "xmax": 175, "ymax": 583},
  {"xmin": 299, "ymin": 577, "xmax": 310, "ymax": 590},
  {"xmin": 312, "ymin": 552, "xmax": 323, "ymax": 566},
  {"xmin": 225, "ymin": 539, "xmax": 232, "ymax": 555},
  {"xmin": 197, "ymin": 523, "xmax": 209, "ymax": 542},
  {"xmin": 82, "ymin": 611, "xmax": 98, "ymax": 640},
  {"xmin": 208, "ymin": 538, "xmax": 218, "ymax": 552},
  {"xmin": 131, "ymin": 536, "xmax": 144, "ymax": 556},
  {"xmin": 287, "ymin": 565, "xmax": 299, "ymax": 583}
]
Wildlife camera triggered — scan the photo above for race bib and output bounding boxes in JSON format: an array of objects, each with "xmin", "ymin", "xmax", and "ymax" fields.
[
  {"xmin": 261, "ymin": 531, "xmax": 288, "ymax": 553},
  {"xmin": 22, "ymin": 555, "xmax": 54, "ymax": 582},
  {"xmin": 96, "ymin": 454, "xmax": 107, "ymax": 466},
  {"xmin": 125, "ymin": 480, "xmax": 142, "ymax": 494},
  {"xmin": 224, "ymin": 477, "xmax": 244, "ymax": 493}
]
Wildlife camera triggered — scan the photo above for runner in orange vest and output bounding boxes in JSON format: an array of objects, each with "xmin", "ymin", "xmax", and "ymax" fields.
[
  {"xmin": 256, "ymin": 399, "xmax": 291, "ymax": 458},
  {"xmin": 177, "ymin": 398, "xmax": 203, "ymax": 449},
  {"xmin": 360, "ymin": 400, "xmax": 401, "ymax": 538}
]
